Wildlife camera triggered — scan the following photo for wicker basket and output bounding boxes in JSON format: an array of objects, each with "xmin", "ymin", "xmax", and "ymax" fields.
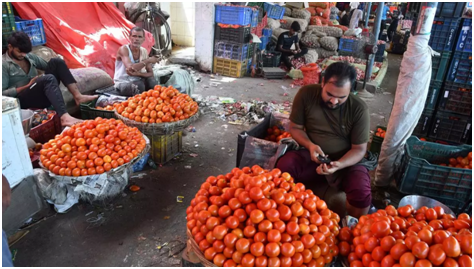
[
  {"xmin": 186, "ymin": 229, "xmax": 217, "ymax": 267},
  {"xmin": 115, "ymin": 110, "xmax": 200, "ymax": 135}
]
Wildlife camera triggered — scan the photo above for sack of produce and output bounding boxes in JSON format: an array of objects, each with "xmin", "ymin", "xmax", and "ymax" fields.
[
  {"xmin": 310, "ymin": 16, "xmax": 322, "ymax": 26},
  {"xmin": 344, "ymin": 28, "xmax": 362, "ymax": 37},
  {"xmin": 283, "ymin": 6, "xmax": 292, "ymax": 17},
  {"xmin": 333, "ymin": 25, "xmax": 349, "ymax": 32},
  {"xmin": 330, "ymin": 7, "xmax": 340, "ymax": 20},
  {"xmin": 267, "ymin": 18, "xmax": 281, "ymax": 30},
  {"xmin": 280, "ymin": 16, "xmax": 308, "ymax": 32},
  {"xmin": 315, "ymin": 47, "xmax": 338, "ymax": 58},
  {"xmin": 315, "ymin": 7, "xmax": 330, "ymax": 19},
  {"xmin": 307, "ymin": 25, "xmax": 343, "ymax": 37},
  {"xmin": 307, "ymin": 29, "xmax": 327, "ymax": 37},
  {"xmin": 186, "ymin": 165, "xmax": 343, "ymax": 267},
  {"xmin": 309, "ymin": 2, "xmax": 329, "ymax": 9},
  {"xmin": 300, "ymin": 33, "xmax": 321, "ymax": 48},
  {"xmin": 304, "ymin": 49, "xmax": 319, "ymax": 64},
  {"xmin": 306, "ymin": 7, "xmax": 316, "ymax": 16},
  {"xmin": 291, "ymin": 8, "xmax": 311, "ymax": 21},
  {"xmin": 319, "ymin": 36, "xmax": 339, "ymax": 51}
]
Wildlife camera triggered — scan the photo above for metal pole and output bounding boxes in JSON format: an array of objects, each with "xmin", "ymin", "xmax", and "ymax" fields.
[
  {"xmin": 365, "ymin": 2, "xmax": 372, "ymax": 28},
  {"xmin": 365, "ymin": 2, "xmax": 384, "ymax": 82},
  {"xmin": 412, "ymin": 2, "xmax": 438, "ymax": 36}
]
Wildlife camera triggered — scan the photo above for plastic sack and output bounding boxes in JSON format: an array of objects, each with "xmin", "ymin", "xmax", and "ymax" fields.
[
  {"xmin": 315, "ymin": 7, "xmax": 330, "ymax": 19},
  {"xmin": 301, "ymin": 33, "xmax": 320, "ymax": 48},
  {"xmin": 267, "ymin": 18, "xmax": 281, "ymax": 30},
  {"xmin": 310, "ymin": 16, "xmax": 322, "ymax": 26},
  {"xmin": 309, "ymin": 2, "xmax": 329, "ymax": 9},
  {"xmin": 292, "ymin": 9, "xmax": 311, "ymax": 21},
  {"xmin": 319, "ymin": 36, "xmax": 339, "ymax": 51},
  {"xmin": 306, "ymin": 7, "xmax": 316, "ymax": 16},
  {"xmin": 280, "ymin": 16, "xmax": 308, "ymax": 32},
  {"xmin": 284, "ymin": 6, "xmax": 292, "ymax": 16},
  {"xmin": 304, "ymin": 49, "xmax": 319, "ymax": 64},
  {"xmin": 315, "ymin": 48, "xmax": 338, "ymax": 59},
  {"xmin": 307, "ymin": 25, "xmax": 343, "ymax": 37},
  {"xmin": 344, "ymin": 28, "xmax": 362, "ymax": 37},
  {"xmin": 334, "ymin": 25, "xmax": 349, "ymax": 32}
]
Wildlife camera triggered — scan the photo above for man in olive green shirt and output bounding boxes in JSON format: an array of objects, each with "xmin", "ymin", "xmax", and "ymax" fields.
[
  {"xmin": 2, "ymin": 32, "xmax": 96, "ymax": 127},
  {"xmin": 277, "ymin": 62, "xmax": 371, "ymax": 218}
]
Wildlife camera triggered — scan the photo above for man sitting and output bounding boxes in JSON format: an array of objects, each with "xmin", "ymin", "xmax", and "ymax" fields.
[
  {"xmin": 2, "ymin": 32, "xmax": 96, "ymax": 127},
  {"xmin": 276, "ymin": 62, "xmax": 371, "ymax": 218},
  {"xmin": 276, "ymin": 22, "xmax": 308, "ymax": 70},
  {"xmin": 114, "ymin": 27, "xmax": 160, "ymax": 96}
]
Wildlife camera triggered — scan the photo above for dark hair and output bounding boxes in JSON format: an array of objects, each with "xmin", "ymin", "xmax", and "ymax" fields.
[
  {"xmin": 290, "ymin": 21, "xmax": 301, "ymax": 32},
  {"xmin": 130, "ymin": 26, "xmax": 145, "ymax": 36},
  {"xmin": 7, "ymin": 31, "xmax": 32, "ymax": 53},
  {"xmin": 323, "ymin": 62, "xmax": 357, "ymax": 89}
]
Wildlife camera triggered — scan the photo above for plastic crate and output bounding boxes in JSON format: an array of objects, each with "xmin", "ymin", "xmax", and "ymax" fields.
[
  {"xmin": 435, "ymin": 2, "xmax": 466, "ymax": 18},
  {"xmin": 455, "ymin": 19, "xmax": 472, "ymax": 52},
  {"xmin": 429, "ymin": 111, "xmax": 472, "ymax": 144},
  {"xmin": 338, "ymin": 37, "xmax": 360, "ymax": 54},
  {"xmin": 397, "ymin": 136, "xmax": 472, "ymax": 214},
  {"xmin": 262, "ymin": 28, "xmax": 272, "ymax": 37},
  {"xmin": 29, "ymin": 111, "xmax": 61, "ymax": 144},
  {"xmin": 425, "ymin": 81, "xmax": 442, "ymax": 110},
  {"xmin": 214, "ymin": 41, "xmax": 250, "ymax": 61},
  {"xmin": 431, "ymin": 51, "xmax": 451, "ymax": 83},
  {"xmin": 213, "ymin": 57, "xmax": 248, "ymax": 78},
  {"xmin": 2, "ymin": 14, "xmax": 15, "ymax": 49},
  {"xmin": 147, "ymin": 132, "xmax": 182, "ymax": 164},
  {"xmin": 251, "ymin": 14, "xmax": 267, "ymax": 37},
  {"xmin": 438, "ymin": 82, "xmax": 472, "ymax": 116},
  {"xmin": 251, "ymin": 8, "xmax": 259, "ymax": 27},
  {"xmin": 264, "ymin": 2, "xmax": 285, "ymax": 20},
  {"xmin": 446, "ymin": 51, "xmax": 472, "ymax": 85},
  {"xmin": 215, "ymin": 25, "xmax": 251, "ymax": 44},
  {"xmin": 262, "ymin": 51, "xmax": 281, "ymax": 67},
  {"xmin": 215, "ymin": 5, "xmax": 253, "ymax": 26},
  {"xmin": 369, "ymin": 125, "xmax": 386, "ymax": 155},
  {"xmin": 2, "ymin": 2, "xmax": 14, "ymax": 15},
  {"xmin": 259, "ymin": 36, "xmax": 270, "ymax": 51},
  {"xmin": 428, "ymin": 17, "xmax": 461, "ymax": 52},
  {"xmin": 80, "ymin": 99, "xmax": 117, "ymax": 120},
  {"xmin": 247, "ymin": 43, "xmax": 255, "ymax": 59},
  {"xmin": 15, "ymin": 18, "xmax": 46, "ymax": 46},
  {"xmin": 413, "ymin": 109, "xmax": 435, "ymax": 138}
]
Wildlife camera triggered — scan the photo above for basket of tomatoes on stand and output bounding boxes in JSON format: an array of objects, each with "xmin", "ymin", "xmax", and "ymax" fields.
[
  {"xmin": 184, "ymin": 165, "xmax": 342, "ymax": 267},
  {"xmin": 338, "ymin": 202, "xmax": 472, "ymax": 267},
  {"xmin": 38, "ymin": 117, "xmax": 150, "ymax": 201},
  {"xmin": 114, "ymin": 85, "xmax": 200, "ymax": 164}
]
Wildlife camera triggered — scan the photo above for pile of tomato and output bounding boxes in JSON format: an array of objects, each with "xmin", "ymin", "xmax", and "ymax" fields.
[
  {"xmin": 438, "ymin": 152, "xmax": 472, "ymax": 170},
  {"xmin": 115, "ymin": 86, "xmax": 198, "ymax": 124},
  {"xmin": 186, "ymin": 166, "xmax": 341, "ymax": 267},
  {"xmin": 338, "ymin": 204, "xmax": 472, "ymax": 267},
  {"xmin": 39, "ymin": 117, "xmax": 146, "ymax": 176},
  {"xmin": 264, "ymin": 126, "xmax": 292, "ymax": 143},
  {"xmin": 375, "ymin": 128, "xmax": 386, "ymax": 138}
]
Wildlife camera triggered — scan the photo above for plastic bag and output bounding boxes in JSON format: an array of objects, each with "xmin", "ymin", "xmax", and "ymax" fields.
[
  {"xmin": 344, "ymin": 28, "xmax": 362, "ymax": 37},
  {"xmin": 288, "ymin": 69, "xmax": 304, "ymax": 79},
  {"xmin": 95, "ymin": 94, "xmax": 127, "ymax": 107},
  {"xmin": 239, "ymin": 137, "xmax": 288, "ymax": 170}
]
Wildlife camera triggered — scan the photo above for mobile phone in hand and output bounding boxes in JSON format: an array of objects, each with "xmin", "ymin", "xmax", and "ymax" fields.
[{"xmin": 317, "ymin": 155, "xmax": 332, "ymax": 164}]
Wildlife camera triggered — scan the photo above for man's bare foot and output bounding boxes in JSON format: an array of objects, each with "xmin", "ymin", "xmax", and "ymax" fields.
[
  {"xmin": 60, "ymin": 113, "xmax": 82, "ymax": 127},
  {"xmin": 74, "ymin": 94, "xmax": 98, "ymax": 105}
]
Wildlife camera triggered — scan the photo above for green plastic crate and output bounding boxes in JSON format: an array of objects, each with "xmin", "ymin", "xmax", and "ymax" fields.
[
  {"xmin": 369, "ymin": 125, "xmax": 386, "ymax": 155},
  {"xmin": 80, "ymin": 99, "xmax": 117, "ymax": 120},
  {"xmin": 397, "ymin": 136, "xmax": 472, "ymax": 214},
  {"xmin": 2, "ymin": 14, "xmax": 15, "ymax": 49}
]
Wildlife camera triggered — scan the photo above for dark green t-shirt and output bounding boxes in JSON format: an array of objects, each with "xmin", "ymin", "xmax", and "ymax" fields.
[{"xmin": 290, "ymin": 84, "xmax": 370, "ymax": 160}]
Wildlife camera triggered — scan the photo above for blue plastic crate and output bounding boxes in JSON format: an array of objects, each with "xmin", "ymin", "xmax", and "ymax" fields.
[
  {"xmin": 447, "ymin": 51, "xmax": 472, "ymax": 85},
  {"xmin": 455, "ymin": 19, "xmax": 472, "ymax": 52},
  {"xmin": 214, "ymin": 41, "xmax": 250, "ymax": 61},
  {"xmin": 262, "ymin": 28, "xmax": 272, "ymax": 37},
  {"xmin": 251, "ymin": 8, "xmax": 259, "ymax": 27},
  {"xmin": 397, "ymin": 136, "xmax": 472, "ymax": 214},
  {"xmin": 264, "ymin": 2, "xmax": 285, "ymax": 20},
  {"xmin": 338, "ymin": 38, "xmax": 359, "ymax": 53},
  {"xmin": 215, "ymin": 5, "xmax": 253, "ymax": 26},
  {"xmin": 259, "ymin": 36, "xmax": 270, "ymax": 51},
  {"xmin": 14, "ymin": 18, "xmax": 46, "ymax": 46},
  {"xmin": 428, "ymin": 17, "xmax": 461, "ymax": 52}
]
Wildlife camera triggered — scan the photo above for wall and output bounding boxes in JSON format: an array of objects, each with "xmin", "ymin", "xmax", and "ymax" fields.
[
  {"xmin": 170, "ymin": 2, "xmax": 195, "ymax": 47},
  {"xmin": 195, "ymin": 2, "xmax": 215, "ymax": 72}
]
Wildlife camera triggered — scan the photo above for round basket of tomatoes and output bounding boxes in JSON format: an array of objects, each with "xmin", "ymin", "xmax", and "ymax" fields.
[
  {"xmin": 186, "ymin": 166, "xmax": 341, "ymax": 267},
  {"xmin": 114, "ymin": 85, "xmax": 200, "ymax": 135},
  {"xmin": 39, "ymin": 117, "xmax": 149, "ymax": 178},
  {"xmin": 339, "ymin": 204, "xmax": 472, "ymax": 267}
]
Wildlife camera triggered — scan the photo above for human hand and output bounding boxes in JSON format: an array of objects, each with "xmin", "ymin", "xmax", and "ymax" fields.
[
  {"xmin": 316, "ymin": 161, "xmax": 342, "ymax": 175},
  {"xmin": 297, "ymin": 49, "xmax": 302, "ymax": 54},
  {"xmin": 291, "ymin": 50, "xmax": 298, "ymax": 55},
  {"xmin": 308, "ymin": 144, "xmax": 325, "ymax": 164},
  {"xmin": 27, "ymin": 76, "xmax": 39, "ymax": 87}
]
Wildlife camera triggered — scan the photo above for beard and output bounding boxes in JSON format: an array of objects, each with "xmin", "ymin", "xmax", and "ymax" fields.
[
  {"xmin": 325, "ymin": 101, "xmax": 342, "ymax": 110},
  {"xmin": 9, "ymin": 51, "xmax": 24, "ymax": 61}
]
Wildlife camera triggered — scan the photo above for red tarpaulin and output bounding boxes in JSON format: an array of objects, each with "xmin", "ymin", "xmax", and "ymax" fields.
[{"xmin": 12, "ymin": 2, "xmax": 154, "ymax": 78}]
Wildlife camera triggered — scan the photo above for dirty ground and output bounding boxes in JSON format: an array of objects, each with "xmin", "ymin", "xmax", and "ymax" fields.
[{"xmin": 11, "ymin": 54, "xmax": 403, "ymax": 267}]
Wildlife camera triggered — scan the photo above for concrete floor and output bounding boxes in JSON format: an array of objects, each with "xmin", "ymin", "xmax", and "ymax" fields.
[{"xmin": 10, "ymin": 53, "xmax": 403, "ymax": 267}]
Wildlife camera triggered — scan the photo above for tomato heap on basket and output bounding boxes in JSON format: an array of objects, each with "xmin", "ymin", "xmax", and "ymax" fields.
[
  {"xmin": 375, "ymin": 128, "xmax": 386, "ymax": 138},
  {"xmin": 264, "ymin": 126, "xmax": 292, "ymax": 143},
  {"xmin": 339, "ymin": 205, "xmax": 472, "ymax": 267},
  {"xmin": 186, "ymin": 166, "xmax": 341, "ymax": 267},
  {"xmin": 438, "ymin": 152, "xmax": 472, "ymax": 169},
  {"xmin": 39, "ymin": 117, "xmax": 146, "ymax": 176},
  {"xmin": 116, "ymin": 85, "xmax": 198, "ymax": 123}
]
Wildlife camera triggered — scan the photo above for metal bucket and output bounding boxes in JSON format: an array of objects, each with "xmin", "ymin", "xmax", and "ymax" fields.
[
  {"xmin": 21, "ymin": 109, "xmax": 34, "ymax": 135},
  {"xmin": 398, "ymin": 195, "xmax": 455, "ymax": 215}
]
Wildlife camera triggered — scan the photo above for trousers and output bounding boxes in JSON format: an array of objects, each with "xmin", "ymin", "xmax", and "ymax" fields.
[
  {"xmin": 276, "ymin": 149, "xmax": 372, "ymax": 208},
  {"xmin": 17, "ymin": 58, "xmax": 76, "ymax": 117},
  {"xmin": 279, "ymin": 47, "xmax": 308, "ymax": 69}
]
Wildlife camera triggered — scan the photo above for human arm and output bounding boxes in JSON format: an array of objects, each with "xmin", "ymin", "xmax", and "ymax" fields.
[
  {"xmin": 295, "ymin": 36, "xmax": 301, "ymax": 53},
  {"xmin": 27, "ymin": 53, "xmax": 48, "ymax": 71},
  {"xmin": 126, "ymin": 62, "xmax": 155, "ymax": 78},
  {"xmin": 2, "ymin": 63, "xmax": 38, "ymax": 97},
  {"xmin": 118, "ymin": 46, "xmax": 159, "ymax": 73}
]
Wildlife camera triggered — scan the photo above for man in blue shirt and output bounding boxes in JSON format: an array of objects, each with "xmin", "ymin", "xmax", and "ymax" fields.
[
  {"xmin": 379, "ymin": 3, "xmax": 391, "ymax": 40},
  {"xmin": 276, "ymin": 22, "xmax": 308, "ymax": 70}
]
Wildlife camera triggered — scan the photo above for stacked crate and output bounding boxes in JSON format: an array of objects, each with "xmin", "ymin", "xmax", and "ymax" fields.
[
  {"xmin": 2, "ymin": 2, "xmax": 15, "ymax": 50},
  {"xmin": 214, "ymin": 5, "xmax": 260, "ymax": 78},
  {"xmin": 416, "ymin": 12, "xmax": 472, "ymax": 145}
]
